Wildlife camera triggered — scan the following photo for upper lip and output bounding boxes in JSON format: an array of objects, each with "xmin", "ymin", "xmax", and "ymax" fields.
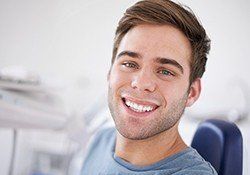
[{"xmin": 121, "ymin": 94, "xmax": 160, "ymax": 107}]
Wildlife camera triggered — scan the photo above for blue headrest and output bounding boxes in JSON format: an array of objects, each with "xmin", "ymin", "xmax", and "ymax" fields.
[{"xmin": 191, "ymin": 119, "xmax": 243, "ymax": 175}]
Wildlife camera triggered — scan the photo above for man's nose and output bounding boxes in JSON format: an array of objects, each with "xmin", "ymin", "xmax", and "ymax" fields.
[{"xmin": 131, "ymin": 68, "xmax": 156, "ymax": 92}]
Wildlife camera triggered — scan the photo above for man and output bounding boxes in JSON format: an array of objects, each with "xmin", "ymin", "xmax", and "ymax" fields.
[{"xmin": 82, "ymin": 0, "xmax": 217, "ymax": 174}]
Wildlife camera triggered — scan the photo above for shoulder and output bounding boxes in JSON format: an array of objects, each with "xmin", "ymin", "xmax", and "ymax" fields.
[
  {"xmin": 174, "ymin": 147, "xmax": 218, "ymax": 175},
  {"xmin": 83, "ymin": 126, "xmax": 116, "ymax": 156},
  {"xmin": 81, "ymin": 127, "xmax": 116, "ymax": 165}
]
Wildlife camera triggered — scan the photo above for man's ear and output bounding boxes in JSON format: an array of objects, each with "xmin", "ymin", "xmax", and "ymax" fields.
[{"xmin": 185, "ymin": 78, "xmax": 201, "ymax": 107}]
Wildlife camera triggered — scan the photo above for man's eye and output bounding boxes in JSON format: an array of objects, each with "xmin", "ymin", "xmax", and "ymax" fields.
[
  {"xmin": 121, "ymin": 62, "xmax": 138, "ymax": 69},
  {"xmin": 158, "ymin": 69, "xmax": 174, "ymax": 76}
]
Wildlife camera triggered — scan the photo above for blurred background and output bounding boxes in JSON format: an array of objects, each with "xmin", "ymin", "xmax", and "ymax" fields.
[{"xmin": 0, "ymin": 0, "xmax": 249, "ymax": 175}]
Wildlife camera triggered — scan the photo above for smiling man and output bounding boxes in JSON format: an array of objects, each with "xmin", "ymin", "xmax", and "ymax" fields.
[{"xmin": 81, "ymin": 0, "xmax": 217, "ymax": 174}]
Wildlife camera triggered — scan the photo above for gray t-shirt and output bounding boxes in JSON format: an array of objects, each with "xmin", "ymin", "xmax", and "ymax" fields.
[{"xmin": 81, "ymin": 127, "xmax": 217, "ymax": 175}]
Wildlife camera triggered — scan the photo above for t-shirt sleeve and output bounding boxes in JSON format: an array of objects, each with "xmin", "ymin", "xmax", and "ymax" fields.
[{"xmin": 172, "ymin": 163, "xmax": 218, "ymax": 175}]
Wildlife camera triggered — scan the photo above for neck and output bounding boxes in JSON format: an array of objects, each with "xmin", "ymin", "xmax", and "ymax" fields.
[{"xmin": 115, "ymin": 123, "xmax": 187, "ymax": 166}]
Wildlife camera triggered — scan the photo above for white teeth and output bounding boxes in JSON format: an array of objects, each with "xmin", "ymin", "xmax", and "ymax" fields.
[{"xmin": 124, "ymin": 99, "xmax": 154, "ymax": 113}]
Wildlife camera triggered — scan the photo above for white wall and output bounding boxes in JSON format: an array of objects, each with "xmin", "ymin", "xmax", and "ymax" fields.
[
  {"xmin": 0, "ymin": 0, "xmax": 250, "ymax": 174},
  {"xmin": 1, "ymin": 0, "xmax": 249, "ymax": 113}
]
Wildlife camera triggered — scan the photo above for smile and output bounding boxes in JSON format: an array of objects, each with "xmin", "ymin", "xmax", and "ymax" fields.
[{"xmin": 122, "ymin": 97, "xmax": 159, "ymax": 114}]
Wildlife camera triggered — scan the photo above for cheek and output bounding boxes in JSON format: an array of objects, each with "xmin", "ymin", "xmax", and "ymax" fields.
[
  {"xmin": 157, "ymin": 81, "xmax": 188, "ymax": 102},
  {"xmin": 109, "ymin": 68, "xmax": 132, "ymax": 89}
]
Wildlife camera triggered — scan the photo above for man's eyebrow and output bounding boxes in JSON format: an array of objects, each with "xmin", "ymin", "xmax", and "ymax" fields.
[
  {"xmin": 117, "ymin": 51, "xmax": 142, "ymax": 59},
  {"xmin": 156, "ymin": 57, "xmax": 184, "ymax": 74}
]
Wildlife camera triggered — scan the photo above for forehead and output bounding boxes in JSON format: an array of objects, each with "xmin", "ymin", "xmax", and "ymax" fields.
[{"xmin": 117, "ymin": 24, "xmax": 192, "ymax": 69}]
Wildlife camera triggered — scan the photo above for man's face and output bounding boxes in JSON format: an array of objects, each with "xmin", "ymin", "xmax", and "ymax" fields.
[{"xmin": 108, "ymin": 24, "xmax": 200, "ymax": 140}]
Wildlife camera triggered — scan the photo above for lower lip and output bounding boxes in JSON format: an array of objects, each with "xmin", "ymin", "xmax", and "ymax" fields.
[{"xmin": 121, "ymin": 99, "xmax": 157, "ymax": 118}]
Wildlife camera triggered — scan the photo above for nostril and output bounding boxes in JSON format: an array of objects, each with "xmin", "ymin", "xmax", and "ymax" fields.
[{"xmin": 131, "ymin": 79, "xmax": 156, "ymax": 92}]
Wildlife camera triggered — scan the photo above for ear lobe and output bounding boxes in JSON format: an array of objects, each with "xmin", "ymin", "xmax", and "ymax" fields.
[{"xmin": 185, "ymin": 78, "xmax": 201, "ymax": 107}]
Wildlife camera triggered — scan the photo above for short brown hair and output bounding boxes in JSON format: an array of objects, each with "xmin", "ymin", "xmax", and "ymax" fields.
[{"xmin": 111, "ymin": 0, "xmax": 210, "ymax": 84}]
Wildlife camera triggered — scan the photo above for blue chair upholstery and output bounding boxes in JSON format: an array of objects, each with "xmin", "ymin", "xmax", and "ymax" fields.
[{"xmin": 191, "ymin": 119, "xmax": 243, "ymax": 175}]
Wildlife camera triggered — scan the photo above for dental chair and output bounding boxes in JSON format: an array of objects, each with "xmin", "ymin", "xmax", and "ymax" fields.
[{"xmin": 191, "ymin": 119, "xmax": 243, "ymax": 175}]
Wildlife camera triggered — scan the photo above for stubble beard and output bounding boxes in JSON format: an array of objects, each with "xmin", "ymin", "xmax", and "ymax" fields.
[{"xmin": 108, "ymin": 87, "xmax": 188, "ymax": 140}]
